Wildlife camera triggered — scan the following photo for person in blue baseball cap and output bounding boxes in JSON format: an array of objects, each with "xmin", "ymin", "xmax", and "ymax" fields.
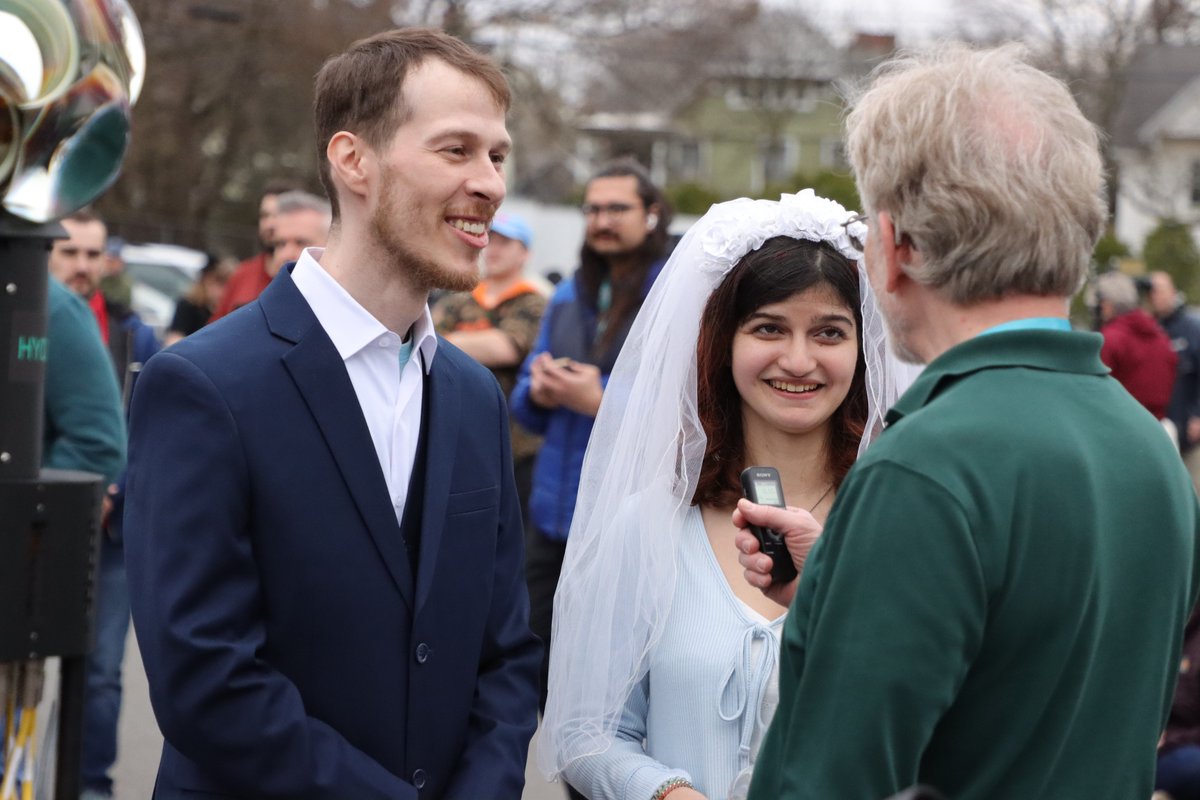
[
  {"xmin": 434, "ymin": 210, "xmax": 548, "ymax": 527},
  {"xmin": 490, "ymin": 212, "xmax": 533, "ymax": 249}
]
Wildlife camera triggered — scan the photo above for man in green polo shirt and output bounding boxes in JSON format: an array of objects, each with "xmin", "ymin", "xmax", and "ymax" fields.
[{"xmin": 738, "ymin": 44, "xmax": 1200, "ymax": 800}]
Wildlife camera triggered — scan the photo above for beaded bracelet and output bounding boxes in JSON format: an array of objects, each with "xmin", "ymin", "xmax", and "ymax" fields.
[{"xmin": 651, "ymin": 777, "xmax": 694, "ymax": 800}]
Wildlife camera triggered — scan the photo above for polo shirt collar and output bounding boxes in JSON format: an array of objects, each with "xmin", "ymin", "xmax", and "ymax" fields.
[{"xmin": 887, "ymin": 328, "xmax": 1108, "ymax": 425}]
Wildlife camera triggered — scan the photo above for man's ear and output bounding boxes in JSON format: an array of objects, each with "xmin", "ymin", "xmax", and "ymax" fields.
[
  {"xmin": 326, "ymin": 131, "xmax": 372, "ymax": 204},
  {"xmin": 876, "ymin": 210, "xmax": 916, "ymax": 294},
  {"xmin": 645, "ymin": 203, "xmax": 661, "ymax": 232}
]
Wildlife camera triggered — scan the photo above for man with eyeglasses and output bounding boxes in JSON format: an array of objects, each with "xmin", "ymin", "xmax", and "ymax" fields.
[
  {"xmin": 511, "ymin": 160, "xmax": 672, "ymax": 797},
  {"xmin": 738, "ymin": 44, "xmax": 1200, "ymax": 800}
]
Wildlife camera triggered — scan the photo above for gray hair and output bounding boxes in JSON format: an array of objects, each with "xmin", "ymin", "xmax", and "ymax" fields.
[
  {"xmin": 275, "ymin": 190, "xmax": 332, "ymax": 227},
  {"xmin": 845, "ymin": 43, "xmax": 1106, "ymax": 304},
  {"xmin": 1096, "ymin": 271, "xmax": 1139, "ymax": 315}
]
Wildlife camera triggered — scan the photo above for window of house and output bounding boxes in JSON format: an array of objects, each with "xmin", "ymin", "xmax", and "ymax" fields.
[
  {"xmin": 760, "ymin": 138, "xmax": 795, "ymax": 186},
  {"xmin": 726, "ymin": 79, "xmax": 819, "ymax": 113},
  {"xmin": 820, "ymin": 138, "xmax": 847, "ymax": 170},
  {"xmin": 670, "ymin": 140, "xmax": 703, "ymax": 183}
]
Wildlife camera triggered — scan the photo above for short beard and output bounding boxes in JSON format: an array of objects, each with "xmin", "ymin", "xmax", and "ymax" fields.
[
  {"xmin": 370, "ymin": 168, "xmax": 480, "ymax": 294},
  {"xmin": 883, "ymin": 312, "xmax": 925, "ymax": 365}
]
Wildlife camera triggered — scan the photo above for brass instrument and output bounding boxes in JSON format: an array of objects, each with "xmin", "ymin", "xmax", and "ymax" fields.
[{"xmin": 0, "ymin": 0, "xmax": 144, "ymax": 222}]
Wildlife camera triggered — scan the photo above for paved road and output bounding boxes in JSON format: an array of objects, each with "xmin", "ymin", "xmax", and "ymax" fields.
[{"xmin": 112, "ymin": 629, "xmax": 567, "ymax": 800}]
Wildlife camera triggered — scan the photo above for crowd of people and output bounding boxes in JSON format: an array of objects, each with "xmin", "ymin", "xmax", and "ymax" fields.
[{"xmin": 32, "ymin": 23, "xmax": 1200, "ymax": 800}]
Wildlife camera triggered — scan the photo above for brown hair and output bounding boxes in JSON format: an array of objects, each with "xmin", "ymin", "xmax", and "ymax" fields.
[
  {"xmin": 63, "ymin": 208, "xmax": 103, "ymax": 226},
  {"xmin": 185, "ymin": 254, "xmax": 234, "ymax": 307},
  {"xmin": 693, "ymin": 236, "xmax": 867, "ymax": 509},
  {"xmin": 313, "ymin": 27, "xmax": 511, "ymax": 219}
]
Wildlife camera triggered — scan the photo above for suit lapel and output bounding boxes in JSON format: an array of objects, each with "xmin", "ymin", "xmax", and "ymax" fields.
[
  {"xmin": 415, "ymin": 352, "xmax": 459, "ymax": 613},
  {"xmin": 263, "ymin": 274, "xmax": 416, "ymax": 609}
]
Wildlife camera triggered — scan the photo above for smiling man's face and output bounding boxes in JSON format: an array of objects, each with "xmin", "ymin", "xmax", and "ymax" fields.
[{"xmin": 368, "ymin": 58, "xmax": 511, "ymax": 292}]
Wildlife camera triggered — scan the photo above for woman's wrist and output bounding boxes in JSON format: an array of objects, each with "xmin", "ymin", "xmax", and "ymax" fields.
[{"xmin": 650, "ymin": 776, "xmax": 695, "ymax": 800}]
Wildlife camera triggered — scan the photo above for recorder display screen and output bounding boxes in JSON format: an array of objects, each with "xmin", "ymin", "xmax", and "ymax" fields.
[{"xmin": 754, "ymin": 480, "xmax": 781, "ymax": 506}]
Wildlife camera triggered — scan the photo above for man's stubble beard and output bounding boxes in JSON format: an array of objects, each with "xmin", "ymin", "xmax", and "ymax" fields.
[
  {"xmin": 369, "ymin": 179, "xmax": 480, "ymax": 294},
  {"xmin": 71, "ymin": 276, "xmax": 98, "ymax": 300},
  {"xmin": 881, "ymin": 307, "xmax": 924, "ymax": 365}
]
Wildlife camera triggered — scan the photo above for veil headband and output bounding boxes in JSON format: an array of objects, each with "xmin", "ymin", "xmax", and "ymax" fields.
[{"xmin": 537, "ymin": 190, "xmax": 916, "ymax": 779}]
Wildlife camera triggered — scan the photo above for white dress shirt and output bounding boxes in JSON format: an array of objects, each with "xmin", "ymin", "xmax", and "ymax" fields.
[{"xmin": 291, "ymin": 248, "xmax": 438, "ymax": 527}]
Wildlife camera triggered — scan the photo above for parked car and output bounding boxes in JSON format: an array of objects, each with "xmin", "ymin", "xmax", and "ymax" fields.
[{"xmin": 121, "ymin": 243, "xmax": 207, "ymax": 336}]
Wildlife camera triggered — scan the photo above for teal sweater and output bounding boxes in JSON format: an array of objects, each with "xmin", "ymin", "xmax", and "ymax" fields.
[
  {"xmin": 749, "ymin": 330, "xmax": 1200, "ymax": 800},
  {"xmin": 43, "ymin": 278, "xmax": 126, "ymax": 483}
]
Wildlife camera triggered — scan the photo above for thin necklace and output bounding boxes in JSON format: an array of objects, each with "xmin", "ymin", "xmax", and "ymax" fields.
[{"xmin": 808, "ymin": 484, "xmax": 834, "ymax": 512}]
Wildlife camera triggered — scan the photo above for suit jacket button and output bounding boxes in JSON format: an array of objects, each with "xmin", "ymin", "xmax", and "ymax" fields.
[
  {"xmin": 415, "ymin": 642, "xmax": 430, "ymax": 663},
  {"xmin": 412, "ymin": 768, "xmax": 427, "ymax": 789}
]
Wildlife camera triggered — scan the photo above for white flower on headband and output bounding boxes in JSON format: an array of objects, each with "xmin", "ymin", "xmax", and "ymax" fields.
[{"xmin": 695, "ymin": 189, "xmax": 863, "ymax": 278}]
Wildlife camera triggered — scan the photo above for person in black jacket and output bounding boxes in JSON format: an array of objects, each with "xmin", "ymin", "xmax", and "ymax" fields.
[
  {"xmin": 1150, "ymin": 271, "xmax": 1200, "ymax": 486},
  {"xmin": 164, "ymin": 254, "xmax": 232, "ymax": 346}
]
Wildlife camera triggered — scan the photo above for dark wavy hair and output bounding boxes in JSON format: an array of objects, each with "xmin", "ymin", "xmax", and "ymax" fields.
[
  {"xmin": 576, "ymin": 159, "xmax": 674, "ymax": 353},
  {"xmin": 693, "ymin": 236, "xmax": 867, "ymax": 509}
]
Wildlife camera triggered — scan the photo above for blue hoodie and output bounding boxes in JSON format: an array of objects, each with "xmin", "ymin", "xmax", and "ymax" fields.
[{"xmin": 511, "ymin": 260, "xmax": 665, "ymax": 541}]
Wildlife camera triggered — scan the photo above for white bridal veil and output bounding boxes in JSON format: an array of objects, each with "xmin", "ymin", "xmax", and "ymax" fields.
[{"xmin": 537, "ymin": 190, "xmax": 919, "ymax": 779}]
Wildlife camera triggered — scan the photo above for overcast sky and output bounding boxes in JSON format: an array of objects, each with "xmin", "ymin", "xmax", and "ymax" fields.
[{"xmin": 772, "ymin": 0, "xmax": 960, "ymax": 44}]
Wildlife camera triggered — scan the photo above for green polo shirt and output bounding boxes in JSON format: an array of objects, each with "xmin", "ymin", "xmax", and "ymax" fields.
[{"xmin": 749, "ymin": 329, "xmax": 1200, "ymax": 800}]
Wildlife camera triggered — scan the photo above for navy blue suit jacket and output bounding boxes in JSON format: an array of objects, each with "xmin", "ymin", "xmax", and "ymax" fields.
[{"xmin": 124, "ymin": 268, "xmax": 541, "ymax": 799}]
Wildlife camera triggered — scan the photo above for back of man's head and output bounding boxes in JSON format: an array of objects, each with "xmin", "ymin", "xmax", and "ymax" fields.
[
  {"xmin": 846, "ymin": 44, "xmax": 1106, "ymax": 305},
  {"xmin": 312, "ymin": 27, "xmax": 510, "ymax": 221}
]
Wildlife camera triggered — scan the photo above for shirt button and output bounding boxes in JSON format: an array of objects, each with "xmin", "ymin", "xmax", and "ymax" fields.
[
  {"xmin": 415, "ymin": 642, "xmax": 430, "ymax": 663},
  {"xmin": 412, "ymin": 768, "xmax": 427, "ymax": 789}
]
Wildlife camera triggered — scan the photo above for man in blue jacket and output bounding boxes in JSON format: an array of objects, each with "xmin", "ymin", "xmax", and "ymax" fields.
[{"xmin": 124, "ymin": 28, "xmax": 540, "ymax": 799}]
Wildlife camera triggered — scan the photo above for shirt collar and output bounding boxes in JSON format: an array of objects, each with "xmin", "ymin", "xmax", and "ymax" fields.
[
  {"xmin": 887, "ymin": 328, "xmax": 1107, "ymax": 426},
  {"xmin": 291, "ymin": 247, "xmax": 437, "ymax": 373},
  {"xmin": 977, "ymin": 317, "xmax": 1072, "ymax": 336}
]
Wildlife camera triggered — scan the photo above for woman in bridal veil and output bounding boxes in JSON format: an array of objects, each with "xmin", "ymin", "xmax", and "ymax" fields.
[{"xmin": 537, "ymin": 190, "xmax": 918, "ymax": 800}]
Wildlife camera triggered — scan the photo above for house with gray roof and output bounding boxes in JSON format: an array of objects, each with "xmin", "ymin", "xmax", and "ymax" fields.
[
  {"xmin": 572, "ymin": 14, "xmax": 892, "ymax": 199},
  {"xmin": 1112, "ymin": 43, "xmax": 1200, "ymax": 252}
]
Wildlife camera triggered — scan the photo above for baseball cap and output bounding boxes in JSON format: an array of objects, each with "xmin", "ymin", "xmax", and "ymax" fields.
[{"xmin": 489, "ymin": 214, "xmax": 532, "ymax": 249}]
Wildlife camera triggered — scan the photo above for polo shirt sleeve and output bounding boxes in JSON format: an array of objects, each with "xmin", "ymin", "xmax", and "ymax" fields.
[
  {"xmin": 750, "ymin": 459, "xmax": 987, "ymax": 800},
  {"xmin": 42, "ymin": 281, "xmax": 127, "ymax": 484}
]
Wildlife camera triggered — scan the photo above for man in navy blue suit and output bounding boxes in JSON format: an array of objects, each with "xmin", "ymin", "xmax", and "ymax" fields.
[{"xmin": 123, "ymin": 28, "xmax": 541, "ymax": 799}]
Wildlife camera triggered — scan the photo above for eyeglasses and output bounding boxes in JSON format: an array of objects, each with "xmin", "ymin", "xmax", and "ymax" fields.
[
  {"xmin": 841, "ymin": 211, "xmax": 906, "ymax": 251},
  {"xmin": 842, "ymin": 213, "xmax": 868, "ymax": 253},
  {"xmin": 581, "ymin": 202, "xmax": 637, "ymax": 220}
]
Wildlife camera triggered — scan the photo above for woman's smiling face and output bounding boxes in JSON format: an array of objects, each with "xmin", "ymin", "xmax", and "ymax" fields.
[{"xmin": 731, "ymin": 283, "xmax": 860, "ymax": 440}]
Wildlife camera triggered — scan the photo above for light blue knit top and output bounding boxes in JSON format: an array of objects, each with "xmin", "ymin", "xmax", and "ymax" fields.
[{"xmin": 563, "ymin": 506, "xmax": 786, "ymax": 799}]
